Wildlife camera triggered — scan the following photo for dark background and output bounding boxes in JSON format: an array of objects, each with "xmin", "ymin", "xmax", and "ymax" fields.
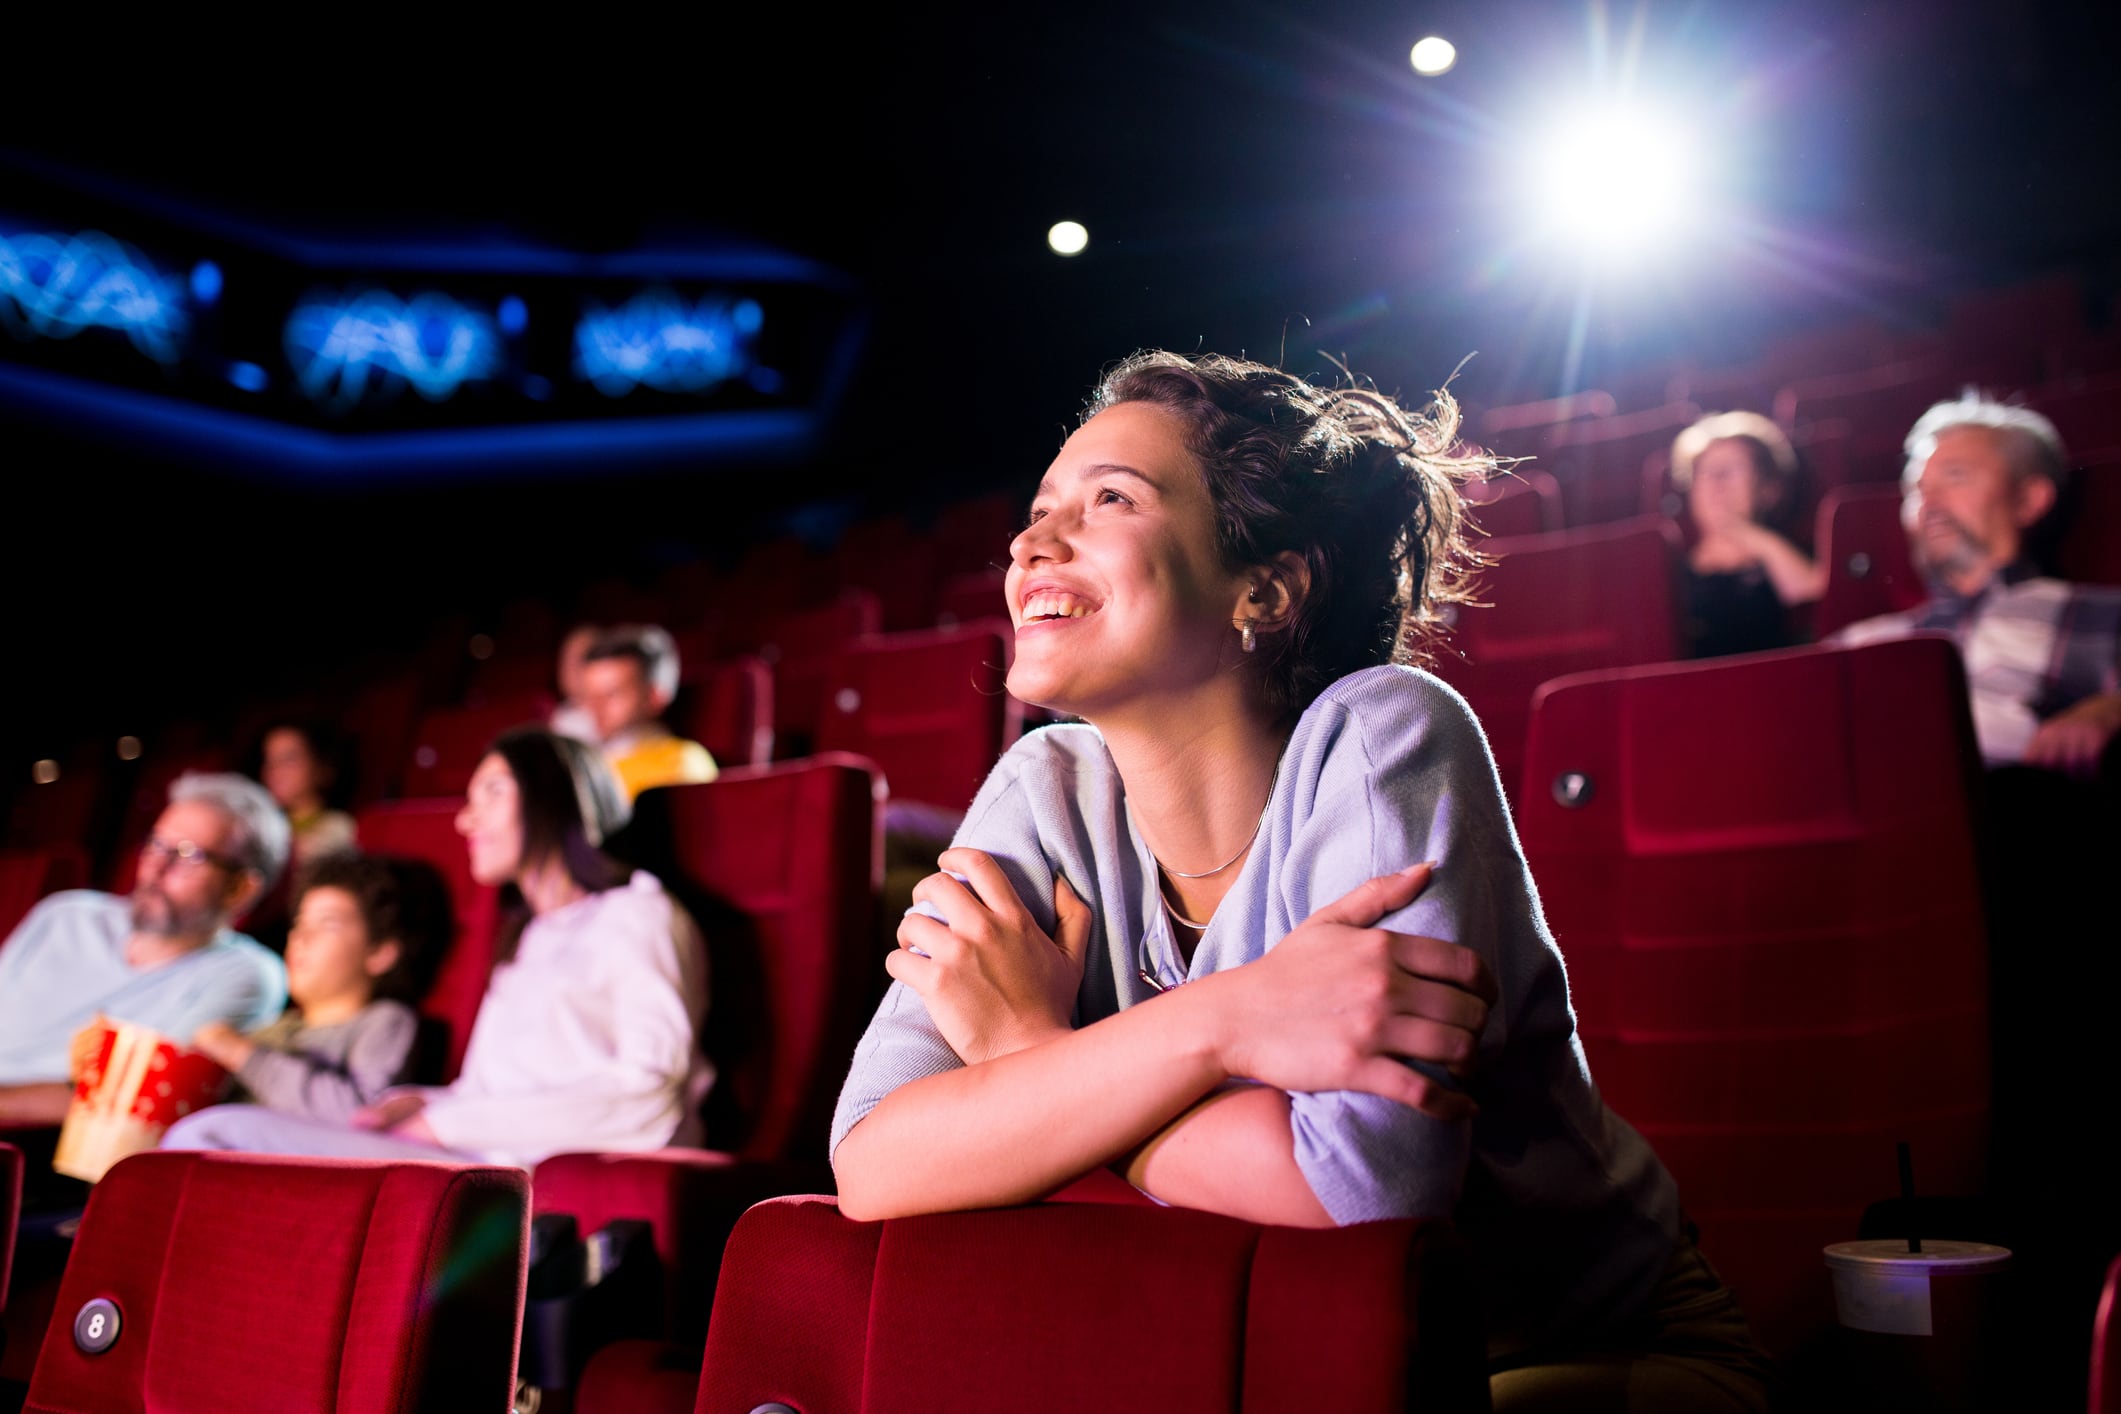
[{"xmin": 4, "ymin": 0, "xmax": 2119, "ymax": 758}]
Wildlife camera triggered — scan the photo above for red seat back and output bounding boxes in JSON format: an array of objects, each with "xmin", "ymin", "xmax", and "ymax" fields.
[
  {"xmin": 25, "ymin": 1151, "xmax": 527, "ymax": 1414},
  {"xmin": 2095, "ymin": 1253, "xmax": 2121, "ymax": 1414},
  {"xmin": 1812, "ymin": 483, "xmax": 1927, "ymax": 638},
  {"xmin": 2030, "ymin": 375, "xmax": 2121, "ymax": 461},
  {"xmin": 0, "ymin": 1140, "xmax": 19, "ymax": 1318},
  {"xmin": 648, "ymin": 755, "xmax": 883, "ymax": 1161},
  {"xmin": 816, "ymin": 623, "xmax": 1022, "ymax": 814},
  {"xmin": 2057, "ymin": 461, "xmax": 2121, "ymax": 587},
  {"xmin": 1517, "ymin": 637, "xmax": 1990, "ymax": 1354},
  {"xmin": 676, "ymin": 655, "xmax": 774, "ymax": 769},
  {"xmin": 1431, "ymin": 515, "xmax": 1682, "ymax": 806},
  {"xmin": 354, "ymin": 800, "xmax": 499, "ymax": 1083},
  {"xmin": 934, "ymin": 567, "xmax": 1008, "ymax": 628},
  {"xmin": 401, "ymin": 695, "xmax": 553, "ymax": 801},
  {"xmin": 0, "ymin": 848, "xmax": 87, "ymax": 947},
  {"xmin": 1539, "ymin": 402, "xmax": 1701, "ymax": 526},
  {"xmin": 1463, "ymin": 467, "xmax": 1563, "ymax": 539},
  {"xmin": 696, "ymin": 1197, "xmax": 1487, "ymax": 1414},
  {"xmin": 753, "ymin": 590, "xmax": 883, "ymax": 755}
]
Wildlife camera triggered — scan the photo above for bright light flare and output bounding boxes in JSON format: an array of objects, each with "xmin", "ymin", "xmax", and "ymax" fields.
[
  {"xmin": 1047, "ymin": 221, "xmax": 1089, "ymax": 256},
  {"xmin": 1529, "ymin": 106, "xmax": 1698, "ymax": 259},
  {"xmin": 1410, "ymin": 37, "xmax": 1456, "ymax": 76}
]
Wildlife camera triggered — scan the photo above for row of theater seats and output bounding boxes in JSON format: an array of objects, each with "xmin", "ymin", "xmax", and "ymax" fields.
[{"xmin": 0, "ymin": 635, "xmax": 2107, "ymax": 1409}]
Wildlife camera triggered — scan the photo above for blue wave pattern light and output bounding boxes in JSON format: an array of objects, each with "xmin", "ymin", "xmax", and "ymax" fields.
[
  {"xmin": 574, "ymin": 292, "xmax": 762, "ymax": 396},
  {"xmin": 0, "ymin": 229, "xmax": 188, "ymax": 363},
  {"xmin": 284, "ymin": 290, "xmax": 501, "ymax": 410}
]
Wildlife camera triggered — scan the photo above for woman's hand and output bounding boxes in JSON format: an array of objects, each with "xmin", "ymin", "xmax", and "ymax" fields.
[
  {"xmin": 888, "ymin": 847, "xmax": 1094, "ymax": 1066},
  {"xmin": 1204, "ymin": 862, "xmax": 1497, "ymax": 1123},
  {"xmin": 352, "ymin": 1090, "xmax": 427, "ymax": 1132},
  {"xmin": 190, "ymin": 1021, "xmax": 255, "ymax": 1073}
]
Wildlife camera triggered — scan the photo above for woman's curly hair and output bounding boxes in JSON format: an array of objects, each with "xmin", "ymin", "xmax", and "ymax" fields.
[{"xmin": 1086, "ymin": 350, "xmax": 1493, "ymax": 719}]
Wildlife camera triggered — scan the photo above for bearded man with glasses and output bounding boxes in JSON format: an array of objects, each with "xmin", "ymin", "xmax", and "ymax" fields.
[{"xmin": 0, "ymin": 772, "xmax": 289, "ymax": 1123}]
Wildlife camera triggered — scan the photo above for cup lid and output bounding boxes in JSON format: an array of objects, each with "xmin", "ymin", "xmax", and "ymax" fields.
[{"xmin": 1823, "ymin": 1239, "xmax": 2011, "ymax": 1273}]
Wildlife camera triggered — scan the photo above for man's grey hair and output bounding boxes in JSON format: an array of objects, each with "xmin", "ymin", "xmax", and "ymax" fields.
[
  {"xmin": 1903, "ymin": 393, "xmax": 2070, "ymax": 494},
  {"xmin": 586, "ymin": 623, "xmax": 682, "ymax": 700},
  {"xmin": 169, "ymin": 771, "xmax": 291, "ymax": 890}
]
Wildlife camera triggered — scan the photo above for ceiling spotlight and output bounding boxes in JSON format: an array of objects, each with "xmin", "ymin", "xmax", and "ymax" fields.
[
  {"xmin": 1047, "ymin": 221, "xmax": 1089, "ymax": 257},
  {"xmin": 1529, "ymin": 104, "xmax": 1698, "ymax": 258},
  {"xmin": 1410, "ymin": 37, "xmax": 1457, "ymax": 77}
]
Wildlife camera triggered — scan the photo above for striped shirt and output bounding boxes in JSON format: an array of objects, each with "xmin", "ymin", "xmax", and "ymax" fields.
[{"xmin": 1835, "ymin": 563, "xmax": 2121, "ymax": 763}]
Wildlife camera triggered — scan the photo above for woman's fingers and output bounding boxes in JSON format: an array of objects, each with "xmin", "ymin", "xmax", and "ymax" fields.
[
  {"xmin": 896, "ymin": 912, "xmax": 955, "ymax": 960},
  {"xmin": 1305, "ymin": 862, "xmax": 1435, "ymax": 930},
  {"xmin": 908, "ymin": 869, "xmax": 981, "ymax": 923},
  {"xmin": 1050, "ymin": 875, "xmax": 1093, "ymax": 964},
  {"xmin": 1391, "ymin": 932, "xmax": 1498, "ymax": 1009},
  {"xmin": 1391, "ymin": 976, "xmax": 1488, "ymax": 1044},
  {"xmin": 936, "ymin": 848, "xmax": 1027, "ymax": 922},
  {"xmin": 1351, "ymin": 1055, "xmax": 1477, "ymax": 1124}
]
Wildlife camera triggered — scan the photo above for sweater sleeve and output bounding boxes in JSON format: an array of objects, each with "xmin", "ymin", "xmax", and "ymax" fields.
[
  {"xmin": 1278, "ymin": 674, "xmax": 1536, "ymax": 1224},
  {"xmin": 235, "ymin": 1001, "xmax": 419, "ymax": 1121},
  {"xmin": 419, "ymin": 891, "xmax": 707, "ymax": 1163}
]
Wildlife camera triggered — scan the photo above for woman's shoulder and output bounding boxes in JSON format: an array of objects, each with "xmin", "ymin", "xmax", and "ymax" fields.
[
  {"xmin": 981, "ymin": 720, "xmax": 1116, "ymax": 796},
  {"xmin": 1303, "ymin": 663, "xmax": 1483, "ymax": 741}
]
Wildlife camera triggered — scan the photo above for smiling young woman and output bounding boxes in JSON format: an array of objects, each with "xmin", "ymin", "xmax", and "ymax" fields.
[{"xmin": 829, "ymin": 351, "xmax": 1771, "ymax": 1410}]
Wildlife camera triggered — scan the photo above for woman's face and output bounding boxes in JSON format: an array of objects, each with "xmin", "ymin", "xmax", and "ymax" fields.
[
  {"xmin": 1004, "ymin": 401, "xmax": 1255, "ymax": 717},
  {"xmin": 456, "ymin": 753, "xmax": 526, "ymax": 886},
  {"xmin": 261, "ymin": 728, "xmax": 326, "ymax": 811},
  {"xmin": 1687, "ymin": 438, "xmax": 1769, "ymax": 528}
]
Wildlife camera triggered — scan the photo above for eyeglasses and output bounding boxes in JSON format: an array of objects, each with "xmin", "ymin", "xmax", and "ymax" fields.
[{"xmin": 140, "ymin": 836, "xmax": 244, "ymax": 873}]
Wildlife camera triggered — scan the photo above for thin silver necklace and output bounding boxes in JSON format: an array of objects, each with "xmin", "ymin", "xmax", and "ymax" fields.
[{"xmin": 1153, "ymin": 753, "xmax": 1283, "ymax": 880}]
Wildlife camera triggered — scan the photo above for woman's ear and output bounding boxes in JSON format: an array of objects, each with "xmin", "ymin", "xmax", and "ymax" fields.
[{"xmin": 1249, "ymin": 551, "xmax": 1312, "ymax": 630}]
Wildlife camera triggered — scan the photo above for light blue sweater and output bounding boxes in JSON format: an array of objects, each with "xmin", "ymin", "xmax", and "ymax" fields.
[{"xmin": 831, "ymin": 664, "xmax": 1681, "ymax": 1353}]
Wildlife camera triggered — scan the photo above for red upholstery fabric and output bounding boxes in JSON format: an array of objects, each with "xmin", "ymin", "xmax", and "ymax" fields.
[
  {"xmin": 576, "ymin": 1337, "xmax": 706, "ymax": 1414},
  {"xmin": 2058, "ymin": 460, "xmax": 2121, "ymax": 587},
  {"xmin": 752, "ymin": 589, "xmax": 884, "ymax": 754},
  {"xmin": 532, "ymin": 1151, "xmax": 829, "ymax": 1347},
  {"xmin": 1538, "ymin": 402, "xmax": 1701, "ymax": 526},
  {"xmin": 0, "ymin": 847, "xmax": 86, "ymax": 948},
  {"xmin": 1773, "ymin": 358, "xmax": 1970, "ymax": 484},
  {"xmin": 339, "ymin": 670, "xmax": 425, "ymax": 807},
  {"xmin": 2094, "ymin": 1253, "xmax": 2121, "ymax": 1414},
  {"xmin": 1431, "ymin": 515, "xmax": 1682, "ymax": 805},
  {"xmin": 1811, "ymin": 483, "xmax": 1927, "ymax": 638},
  {"xmin": 815, "ymin": 622, "xmax": 1024, "ymax": 814},
  {"xmin": 933, "ymin": 567, "xmax": 1008, "ymax": 628},
  {"xmin": 25, "ymin": 1150, "xmax": 527, "ymax": 1414},
  {"xmin": 354, "ymin": 799, "xmax": 500, "ymax": 1082},
  {"xmin": 0, "ymin": 1141, "xmax": 19, "ymax": 1316},
  {"xmin": 1517, "ymin": 637, "xmax": 1990, "ymax": 1354},
  {"xmin": 399, "ymin": 694, "xmax": 553, "ymax": 800},
  {"xmin": 643, "ymin": 754, "xmax": 883, "ymax": 1161},
  {"xmin": 1464, "ymin": 467, "xmax": 1564, "ymax": 539},
  {"xmin": 695, "ymin": 1196, "xmax": 1487, "ymax": 1414},
  {"xmin": 2030, "ymin": 373, "xmax": 2121, "ymax": 458},
  {"xmin": 677, "ymin": 654, "xmax": 775, "ymax": 768}
]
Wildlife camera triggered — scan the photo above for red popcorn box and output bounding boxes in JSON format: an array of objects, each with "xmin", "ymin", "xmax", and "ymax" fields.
[{"xmin": 55, "ymin": 1021, "xmax": 230, "ymax": 1182}]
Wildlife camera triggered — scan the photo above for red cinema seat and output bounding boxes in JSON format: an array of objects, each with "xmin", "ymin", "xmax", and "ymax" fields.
[
  {"xmin": 0, "ymin": 1140, "xmax": 19, "ymax": 1309},
  {"xmin": 1811, "ymin": 483, "xmax": 1927, "ymax": 639},
  {"xmin": 1476, "ymin": 389, "xmax": 1616, "ymax": 461},
  {"xmin": 1430, "ymin": 515, "xmax": 1682, "ymax": 807},
  {"xmin": 752, "ymin": 589, "xmax": 882, "ymax": 757},
  {"xmin": 1463, "ymin": 467, "xmax": 1563, "ymax": 540},
  {"xmin": 1774, "ymin": 359, "xmax": 1974, "ymax": 486},
  {"xmin": 934, "ymin": 567, "xmax": 1008, "ymax": 628},
  {"xmin": 2057, "ymin": 461, "xmax": 2121, "ymax": 587},
  {"xmin": 816, "ymin": 622, "xmax": 1023, "ymax": 815},
  {"xmin": 532, "ymin": 755, "xmax": 883, "ymax": 1379},
  {"xmin": 400, "ymin": 693, "xmax": 554, "ymax": 801},
  {"xmin": 1516, "ymin": 636, "xmax": 1990, "ymax": 1355},
  {"xmin": 0, "ymin": 847, "xmax": 86, "ymax": 947},
  {"xmin": 2031, "ymin": 374, "xmax": 2121, "ymax": 458},
  {"xmin": 1538, "ymin": 401, "xmax": 1701, "ymax": 527},
  {"xmin": 24, "ymin": 1151, "xmax": 528, "ymax": 1414},
  {"xmin": 676, "ymin": 655, "xmax": 774, "ymax": 769},
  {"xmin": 354, "ymin": 800, "xmax": 498, "ymax": 1082},
  {"xmin": 690, "ymin": 1197, "xmax": 1488, "ymax": 1414},
  {"xmin": 339, "ymin": 670, "xmax": 425, "ymax": 807},
  {"xmin": 2094, "ymin": 1253, "xmax": 2121, "ymax": 1414}
]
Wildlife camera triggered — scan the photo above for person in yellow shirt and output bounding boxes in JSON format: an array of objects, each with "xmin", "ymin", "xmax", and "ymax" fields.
[{"xmin": 580, "ymin": 625, "xmax": 718, "ymax": 801}]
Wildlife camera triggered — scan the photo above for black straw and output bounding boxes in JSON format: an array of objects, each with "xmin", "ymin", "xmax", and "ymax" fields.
[{"xmin": 1897, "ymin": 1141, "xmax": 1921, "ymax": 1254}]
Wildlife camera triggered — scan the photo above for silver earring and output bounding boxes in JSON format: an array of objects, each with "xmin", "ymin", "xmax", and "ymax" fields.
[{"xmin": 1241, "ymin": 621, "xmax": 1257, "ymax": 654}]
